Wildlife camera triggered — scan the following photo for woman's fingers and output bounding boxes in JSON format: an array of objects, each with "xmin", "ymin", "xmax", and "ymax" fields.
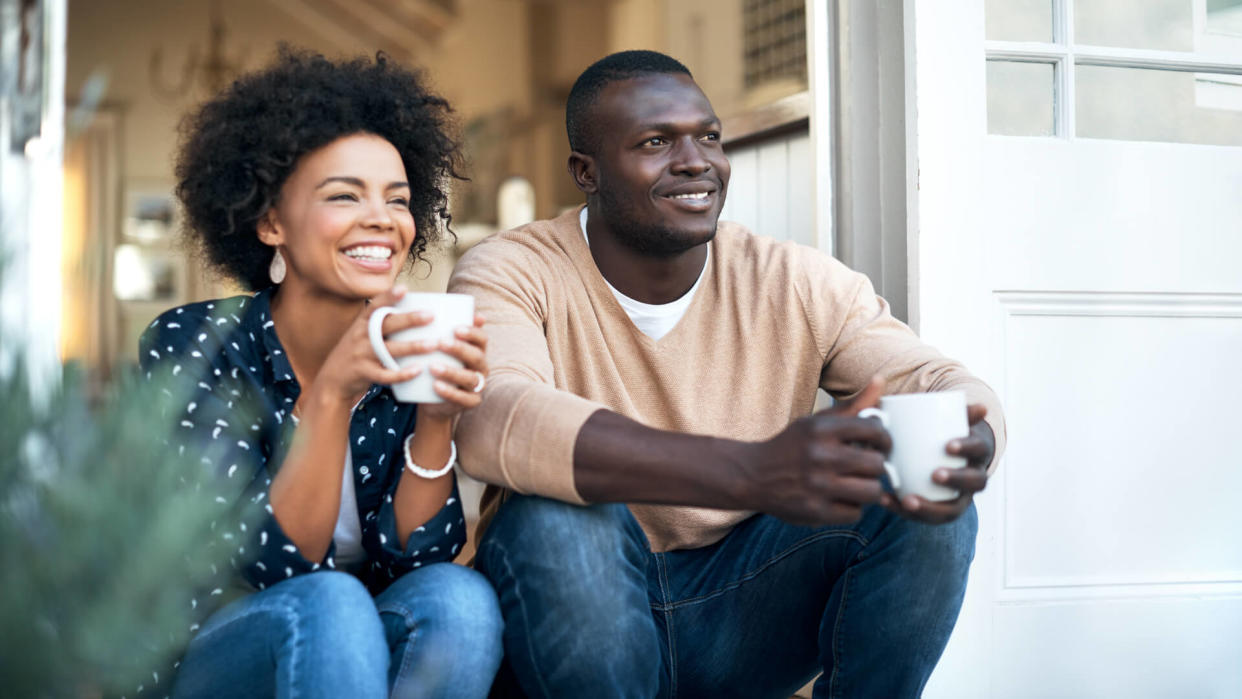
[
  {"xmin": 364, "ymin": 285, "xmax": 408, "ymax": 318},
  {"xmin": 362, "ymin": 363, "xmax": 421, "ymax": 387},
  {"xmin": 381, "ymin": 310, "xmax": 433, "ymax": 336},
  {"xmin": 431, "ymin": 378, "xmax": 483, "ymax": 409},
  {"xmin": 429, "ymin": 363, "xmax": 484, "ymax": 392},
  {"xmin": 454, "ymin": 324, "xmax": 488, "ymax": 353},
  {"xmin": 432, "ymin": 337, "xmax": 486, "ymax": 371}
]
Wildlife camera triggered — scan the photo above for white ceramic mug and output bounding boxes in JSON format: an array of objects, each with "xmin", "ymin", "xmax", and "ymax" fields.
[
  {"xmin": 367, "ymin": 292, "xmax": 475, "ymax": 403},
  {"xmin": 858, "ymin": 391, "xmax": 969, "ymax": 501}
]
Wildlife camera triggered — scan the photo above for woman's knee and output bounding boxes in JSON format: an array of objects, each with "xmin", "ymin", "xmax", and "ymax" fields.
[
  {"xmin": 380, "ymin": 564, "xmax": 503, "ymax": 663},
  {"xmin": 279, "ymin": 571, "xmax": 388, "ymax": 657}
]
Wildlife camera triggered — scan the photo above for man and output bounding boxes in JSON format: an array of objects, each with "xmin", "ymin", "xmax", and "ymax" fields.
[{"xmin": 448, "ymin": 50, "xmax": 1005, "ymax": 698}]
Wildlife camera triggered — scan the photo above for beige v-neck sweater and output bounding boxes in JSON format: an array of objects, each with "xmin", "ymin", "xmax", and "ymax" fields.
[{"xmin": 448, "ymin": 207, "xmax": 1005, "ymax": 552}]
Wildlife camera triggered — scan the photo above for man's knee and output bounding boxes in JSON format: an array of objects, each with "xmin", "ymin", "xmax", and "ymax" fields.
[
  {"xmin": 878, "ymin": 503, "xmax": 978, "ymax": 599},
  {"xmin": 477, "ymin": 496, "xmax": 660, "ymax": 696},
  {"xmin": 478, "ymin": 495, "xmax": 644, "ymax": 581}
]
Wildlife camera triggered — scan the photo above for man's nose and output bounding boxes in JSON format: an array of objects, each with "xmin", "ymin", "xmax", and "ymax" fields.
[{"xmin": 670, "ymin": 137, "xmax": 711, "ymax": 176}]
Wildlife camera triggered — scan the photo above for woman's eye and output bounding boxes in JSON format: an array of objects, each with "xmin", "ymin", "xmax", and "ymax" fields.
[
  {"xmin": 329, "ymin": 193, "xmax": 358, "ymax": 202},
  {"xmin": 389, "ymin": 197, "xmax": 410, "ymax": 207}
]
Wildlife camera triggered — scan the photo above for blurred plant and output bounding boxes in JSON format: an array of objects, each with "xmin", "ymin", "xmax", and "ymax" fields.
[{"xmin": 0, "ymin": 355, "xmax": 245, "ymax": 697}]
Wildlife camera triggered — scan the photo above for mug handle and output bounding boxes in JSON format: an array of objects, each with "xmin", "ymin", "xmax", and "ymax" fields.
[
  {"xmin": 857, "ymin": 407, "xmax": 900, "ymax": 490},
  {"xmin": 367, "ymin": 306, "xmax": 401, "ymax": 371}
]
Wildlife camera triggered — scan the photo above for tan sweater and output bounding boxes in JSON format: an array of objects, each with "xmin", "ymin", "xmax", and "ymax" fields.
[{"xmin": 448, "ymin": 207, "xmax": 1006, "ymax": 552}]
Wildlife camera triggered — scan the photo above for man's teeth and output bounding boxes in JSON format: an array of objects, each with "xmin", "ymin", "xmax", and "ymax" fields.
[
  {"xmin": 670, "ymin": 192, "xmax": 710, "ymax": 201},
  {"xmin": 344, "ymin": 246, "xmax": 393, "ymax": 261}
]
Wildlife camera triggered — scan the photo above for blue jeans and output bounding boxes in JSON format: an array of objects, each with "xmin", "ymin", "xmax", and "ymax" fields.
[
  {"xmin": 475, "ymin": 496, "xmax": 977, "ymax": 699},
  {"xmin": 173, "ymin": 564, "xmax": 503, "ymax": 699}
]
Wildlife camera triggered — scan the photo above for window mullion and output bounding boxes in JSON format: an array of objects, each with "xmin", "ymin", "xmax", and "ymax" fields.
[{"xmin": 1059, "ymin": 0, "xmax": 1075, "ymax": 139}]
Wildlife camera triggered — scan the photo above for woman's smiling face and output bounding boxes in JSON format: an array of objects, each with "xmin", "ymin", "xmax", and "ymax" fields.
[{"xmin": 259, "ymin": 132, "xmax": 415, "ymax": 301}]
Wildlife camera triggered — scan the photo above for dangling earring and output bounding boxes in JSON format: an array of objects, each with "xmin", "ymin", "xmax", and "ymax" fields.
[{"xmin": 269, "ymin": 248, "xmax": 286, "ymax": 284}]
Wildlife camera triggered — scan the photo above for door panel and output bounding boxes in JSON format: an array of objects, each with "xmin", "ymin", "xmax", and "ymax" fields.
[{"xmin": 911, "ymin": 1, "xmax": 1242, "ymax": 696}]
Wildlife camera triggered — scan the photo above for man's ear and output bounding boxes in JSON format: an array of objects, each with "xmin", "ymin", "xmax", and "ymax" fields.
[
  {"xmin": 567, "ymin": 151, "xmax": 598, "ymax": 195},
  {"xmin": 255, "ymin": 209, "xmax": 283, "ymax": 247}
]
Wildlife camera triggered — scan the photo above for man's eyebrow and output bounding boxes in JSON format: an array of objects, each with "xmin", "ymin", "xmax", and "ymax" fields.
[
  {"xmin": 640, "ymin": 117, "xmax": 722, "ymax": 133},
  {"xmin": 315, "ymin": 176, "xmax": 409, "ymax": 190}
]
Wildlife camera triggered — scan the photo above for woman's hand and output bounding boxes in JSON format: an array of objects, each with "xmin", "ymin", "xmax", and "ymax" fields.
[
  {"xmin": 307, "ymin": 286, "xmax": 429, "ymax": 408},
  {"xmin": 417, "ymin": 312, "xmax": 488, "ymax": 420}
]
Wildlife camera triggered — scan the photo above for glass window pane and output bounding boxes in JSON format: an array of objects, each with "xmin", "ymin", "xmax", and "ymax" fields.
[
  {"xmin": 986, "ymin": 0, "xmax": 1054, "ymax": 42},
  {"xmin": 1077, "ymin": 65, "xmax": 1242, "ymax": 146},
  {"xmin": 987, "ymin": 61, "xmax": 1056, "ymax": 136},
  {"xmin": 1075, "ymin": 0, "xmax": 1193, "ymax": 51},
  {"xmin": 1208, "ymin": 0, "xmax": 1242, "ymax": 37}
]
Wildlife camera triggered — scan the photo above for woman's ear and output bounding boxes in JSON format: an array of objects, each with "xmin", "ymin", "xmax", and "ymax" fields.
[
  {"xmin": 255, "ymin": 209, "xmax": 283, "ymax": 247},
  {"xmin": 567, "ymin": 152, "xmax": 599, "ymax": 196}
]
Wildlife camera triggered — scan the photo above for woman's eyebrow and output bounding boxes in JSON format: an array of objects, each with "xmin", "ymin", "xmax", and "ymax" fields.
[
  {"xmin": 314, "ymin": 177, "xmax": 410, "ymax": 191},
  {"xmin": 315, "ymin": 176, "xmax": 364, "ymax": 190}
]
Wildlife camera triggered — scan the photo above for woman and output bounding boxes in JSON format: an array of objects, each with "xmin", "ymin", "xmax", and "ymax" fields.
[{"xmin": 139, "ymin": 48, "xmax": 502, "ymax": 698}]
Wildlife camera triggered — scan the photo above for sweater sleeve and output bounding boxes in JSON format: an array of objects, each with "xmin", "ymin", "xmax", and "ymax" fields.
[
  {"xmin": 447, "ymin": 239, "xmax": 602, "ymax": 504},
  {"xmin": 802, "ymin": 254, "xmax": 1007, "ymax": 471}
]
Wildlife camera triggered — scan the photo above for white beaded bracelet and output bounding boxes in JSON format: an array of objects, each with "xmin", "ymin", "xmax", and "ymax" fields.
[{"xmin": 403, "ymin": 433, "xmax": 457, "ymax": 479}]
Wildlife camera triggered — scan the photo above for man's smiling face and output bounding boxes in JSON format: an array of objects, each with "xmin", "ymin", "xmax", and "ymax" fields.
[{"xmin": 587, "ymin": 73, "xmax": 731, "ymax": 256}]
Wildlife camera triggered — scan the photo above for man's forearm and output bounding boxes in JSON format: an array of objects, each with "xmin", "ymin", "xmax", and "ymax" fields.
[{"xmin": 573, "ymin": 409, "xmax": 755, "ymax": 508}]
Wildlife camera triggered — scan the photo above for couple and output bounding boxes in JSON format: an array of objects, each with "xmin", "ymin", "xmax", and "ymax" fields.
[{"xmin": 144, "ymin": 47, "xmax": 1004, "ymax": 699}]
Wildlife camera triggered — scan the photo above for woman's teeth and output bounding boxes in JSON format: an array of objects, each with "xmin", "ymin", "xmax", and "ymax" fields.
[
  {"xmin": 670, "ymin": 192, "xmax": 709, "ymax": 200},
  {"xmin": 344, "ymin": 246, "xmax": 393, "ymax": 261}
]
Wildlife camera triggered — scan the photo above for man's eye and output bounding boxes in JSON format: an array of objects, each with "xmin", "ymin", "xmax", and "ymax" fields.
[
  {"xmin": 702, "ymin": 132, "xmax": 721, "ymax": 142},
  {"xmin": 642, "ymin": 137, "xmax": 667, "ymax": 147}
]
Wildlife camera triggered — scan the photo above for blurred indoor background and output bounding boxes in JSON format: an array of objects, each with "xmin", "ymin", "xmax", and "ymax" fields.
[{"xmin": 59, "ymin": 0, "xmax": 814, "ymax": 389}]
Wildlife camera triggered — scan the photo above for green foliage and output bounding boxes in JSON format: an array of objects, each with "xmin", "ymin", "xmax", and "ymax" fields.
[{"xmin": 0, "ymin": 361, "xmax": 240, "ymax": 697}]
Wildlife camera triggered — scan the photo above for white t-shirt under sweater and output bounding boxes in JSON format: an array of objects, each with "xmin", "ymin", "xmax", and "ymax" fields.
[{"xmin": 579, "ymin": 207, "xmax": 706, "ymax": 341}]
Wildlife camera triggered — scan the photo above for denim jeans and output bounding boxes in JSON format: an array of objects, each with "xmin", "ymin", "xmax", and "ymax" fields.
[
  {"xmin": 173, "ymin": 564, "xmax": 503, "ymax": 699},
  {"xmin": 475, "ymin": 496, "xmax": 977, "ymax": 699}
]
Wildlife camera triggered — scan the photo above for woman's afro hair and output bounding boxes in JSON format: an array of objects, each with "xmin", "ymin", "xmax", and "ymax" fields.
[{"xmin": 175, "ymin": 46, "xmax": 464, "ymax": 290}]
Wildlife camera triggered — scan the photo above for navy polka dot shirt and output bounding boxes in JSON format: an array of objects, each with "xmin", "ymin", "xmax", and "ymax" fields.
[{"xmin": 139, "ymin": 287, "xmax": 466, "ymax": 623}]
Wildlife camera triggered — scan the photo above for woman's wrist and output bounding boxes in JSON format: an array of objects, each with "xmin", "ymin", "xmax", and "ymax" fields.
[
  {"xmin": 414, "ymin": 409, "xmax": 454, "ymax": 434},
  {"xmin": 403, "ymin": 433, "xmax": 456, "ymax": 479},
  {"xmin": 295, "ymin": 383, "xmax": 355, "ymax": 421}
]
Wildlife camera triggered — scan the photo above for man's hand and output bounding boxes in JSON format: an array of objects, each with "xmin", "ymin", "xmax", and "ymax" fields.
[
  {"xmin": 879, "ymin": 404, "xmax": 994, "ymax": 524},
  {"xmin": 742, "ymin": 378, "xmax": 892, "ymax": 526}
]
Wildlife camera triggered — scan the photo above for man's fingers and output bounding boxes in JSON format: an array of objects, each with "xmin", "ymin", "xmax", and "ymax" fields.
[
  {"xmin": 816, "ymin": 474, "xmax": 886, "ymax": 505},
  {"xmin": 932, "ymin": 466, "xmax": 988, "ymax": 493},
  {"xmin": 810, "ymin": 415, "xmax": 893, "ymax": 454},
  {"xmin": 826, "ymin": 376, "xmax": 886, "ymax": 417},
  {"xmin": 809, "ymin": 442, "xmax": 887, "ymax": 479},
  {"xmin": 946, "ymin": 435, "xmax": 991, "ymax": 461},
  {"xmin": 966, "ymin": 403, "xmax": 988, "ymax": 425},
  {"xmin": 899, "ymin": 495, "xmax": 969, "ymax": 524}
]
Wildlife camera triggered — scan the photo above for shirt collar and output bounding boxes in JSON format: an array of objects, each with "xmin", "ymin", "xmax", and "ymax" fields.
[
  {"xmin": 248, "ymin": 287, "xmax": 386, "ymax": 403},
  {"xmin": 247, "ymin": 287, "xmax": 298, "ymax": 385}
]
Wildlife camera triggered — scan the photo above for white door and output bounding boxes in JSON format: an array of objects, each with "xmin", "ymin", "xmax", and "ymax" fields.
[{"xmin": 905, "ymin": 1, "xmax": 1242, "ymax": 697}]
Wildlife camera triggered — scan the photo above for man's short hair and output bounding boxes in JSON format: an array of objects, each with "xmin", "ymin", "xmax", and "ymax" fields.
[{"xmin": 566, "ymin": 50, "xmax": 693, "ymax": 154}]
